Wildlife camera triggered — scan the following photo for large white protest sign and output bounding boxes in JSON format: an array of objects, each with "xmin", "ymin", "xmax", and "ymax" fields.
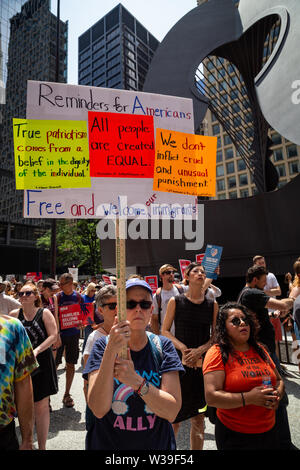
[{"xmin": 24, "ymin": 81, "xmax": 196, "ymax": 219}]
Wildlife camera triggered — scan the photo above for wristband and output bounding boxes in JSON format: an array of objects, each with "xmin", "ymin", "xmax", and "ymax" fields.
[{"xmin": 136, "ymin": 378, "xmax": 146, "ymax": 395}]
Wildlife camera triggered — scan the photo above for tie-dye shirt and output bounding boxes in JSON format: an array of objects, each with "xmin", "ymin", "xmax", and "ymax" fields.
[{"xmin": 0, "ymin": 316, "xmax": 38, "ymax": 428}]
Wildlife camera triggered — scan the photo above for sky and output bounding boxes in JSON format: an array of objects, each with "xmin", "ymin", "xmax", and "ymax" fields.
[{"xmin": 50, "ymin": 0, "xmax": 198, "ymax": 85}]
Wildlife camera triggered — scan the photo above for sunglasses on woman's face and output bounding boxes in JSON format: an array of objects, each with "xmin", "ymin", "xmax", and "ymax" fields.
[
  {"xmin": 18, "ymin": 291, "xmax": 34, "ymax": 297},
  {"xmin": 101, "ymin": 302, "xmax": 117, "ymax": 310},
  {"xmin": 230, "ymin": 316, "xmax": 250, "ymax": 327},
  {"xmin": 163, "ymin": 270, "xmax": 175, "ymax": 275},
  {"xmin": 126, "ymin": 300, "xmax": 152, "ymax": 310}
]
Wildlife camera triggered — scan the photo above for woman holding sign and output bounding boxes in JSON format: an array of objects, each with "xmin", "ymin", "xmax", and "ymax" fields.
[
  {"xmin": 162, "ymin": 262, "xmax": 218, "ymax": 450},
  {"xmin": 83, "ymin": 278, "xmax": 184, "ymax": 450},
  {"xmin": 9, "ymin": 282, "xmax": 58, "ymax": 450}
]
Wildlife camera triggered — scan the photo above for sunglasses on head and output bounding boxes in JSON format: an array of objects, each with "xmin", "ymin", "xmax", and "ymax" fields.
[
  {"xmin": 101, "ymin": 302, "xmax": 117, "ymax": 310},
  {"xmin": 18, "ymin": 291, "xmax": 34, "ymax": 297},
  {"xmin": 230, "ymin": 316, "xmax": 250, "ymax": 327},
  {"xmin": 126, "ymin": 300, "xmax": 152, "ymax": 310},
  {"xmin": 163, "ymin": 270, "xmax": 175, "ymax": 275}
]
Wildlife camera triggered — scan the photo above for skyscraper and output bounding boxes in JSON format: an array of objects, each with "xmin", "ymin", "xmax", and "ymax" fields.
[
  {"xmin": 196, "ymin": 0, "xmax": 299, "ymax": 199},
  {"xmin": 78, "ymin": 3, "xmax": 159, "ymax": 91},
  {"xmin": 0, "ymin": 0, "xmax": 68, "ymax": 270}
]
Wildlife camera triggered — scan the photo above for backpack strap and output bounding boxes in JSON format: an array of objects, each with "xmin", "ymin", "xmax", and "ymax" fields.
[
  {"xmin": 155, "ymin": 287, "xmax": 162, "ymax": 326},
  {"xmin": 105, "ymin": 332, "xmax": 163, "ymax": 373},
  {"xmin": 174, "ymin": 284, "xmax": 184, "ymax": 295}
]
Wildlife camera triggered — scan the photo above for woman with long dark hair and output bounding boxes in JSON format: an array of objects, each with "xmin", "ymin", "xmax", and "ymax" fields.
[{"xmin": 203, "ymin": 302, "xmax": 284, "ymax": 450}]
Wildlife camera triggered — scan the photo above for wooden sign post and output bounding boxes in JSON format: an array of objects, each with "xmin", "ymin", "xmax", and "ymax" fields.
[{"xmin": 115, "ymin": 215, "xmax": 127, "ymax": 359}]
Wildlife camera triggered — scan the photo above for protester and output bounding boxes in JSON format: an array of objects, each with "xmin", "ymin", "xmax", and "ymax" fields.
[
  {"xmin": 82, "ymin": 285, "xmax": 117, "ymax": 431},
  {"xmin": 162, "ymin": 262, "xmax": 218, "ymax": 450},
  {"xmin": 253, "ymin": 255, "xmax": 283, "ymax": 369},
  {"xmin": 238, "ymin": 265, "xmax": 295, "ymax": 449},
  {"xmin": 83, "ymin": 278, "xmax": 183, "ymax": 450},
  {"xmin": 9, "ymin": 282, "xmax": 58, "ymax": 450},
  {"xmin": 82, "ymin": 283, "xmax": 97, "ymax": 352},
  {"xmin": 0, "ymin": 314, "xmax": 38, "ymax": 450},
  {"xmin": 0, "ymin": 276, "xmax": 21, "ymax": 314},
  {"xmin": 13, "ymin": 281, "xmax": 23, "ymax": 299},
  {"xmin": 55, "ymin": 272, "xmax": 84, "ymax": 408},
  {"xmin": 203, "ymin": 302, "xmax": 284, "ymax": 450}
]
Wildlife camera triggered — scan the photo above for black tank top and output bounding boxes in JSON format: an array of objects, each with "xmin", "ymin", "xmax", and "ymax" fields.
[
  {"xmin": 18, "ymin": 308, "xmax": 47, "ymax": 349},
  {"xmin": 174, "ymin": 295, "xmax": 214, "ymax": 353}
]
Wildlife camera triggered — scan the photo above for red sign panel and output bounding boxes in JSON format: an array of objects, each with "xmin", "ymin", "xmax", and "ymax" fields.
[
  {"xmin": 59, "ymin": 303, "xmax": 94, "ymax": 330},
  {"xmin": 144, "ymin": 275, "xmax": 158, "ymax": 294},
  {"xmin": 88, "ymin": 112, "xmax": 155, "ymax": 178}
]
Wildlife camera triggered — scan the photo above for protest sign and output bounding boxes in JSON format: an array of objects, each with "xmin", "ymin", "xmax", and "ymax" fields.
[
  {"xmin": 144, "ymin": 275, "xmax": 158, "ymax": 294},
  {"xmin": 25, "ymin": 272, "xmax": 42, "ymax": 282},
  {"xmin": 201, "ymin": 245, "xmax": 223, "ymax": 280},
  {"xmin": 24, "ymin": 81, "xmax": 196, "ymax": 220},
  {"xmin": 153, "ymin": 129, "xmax": 217, "ymax": 197},
  {"xmin": 178, "ymin": 259, "xmax": 192, "ymax": 279},
  {"xmin": 68, "ymin": 267, "xmax": 78, "ymax": 282},
  {"xmin": 195, "ymin": 253, "xmax": 205, "ymax": 264},
  {"xmin": 102, "ymin": 274, "xmax": 112, "ymax": 284},
  {"xmin": 88, "ymin": 112, "xmax": 155, "ymax": 178},
  {"xmin": 13, "ymin": 119, "xmax": 90, "ymax": 190},
  {"xmin": 59, "ymin": 303, "xmax": 94, "ymax": 330}
]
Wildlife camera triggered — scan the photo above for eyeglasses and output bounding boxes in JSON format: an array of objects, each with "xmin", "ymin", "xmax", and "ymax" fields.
[
  {"xmin": 163, "ymin": 270, "xmax": 175, "ymax": 275},
  {"xmin": 101, "ymin": 302, "xmax": 117, "ymax": 310},
  {"xmin": 18, "ymin": 291, "xmax": 34, "ymax": 298},
  {"xmin": 230, "ymin": 316, "xmax": 249, "ymax": 327},
  {"xmin": 126, "ymin": 300, "xmax": 152, "ymax": 310}
]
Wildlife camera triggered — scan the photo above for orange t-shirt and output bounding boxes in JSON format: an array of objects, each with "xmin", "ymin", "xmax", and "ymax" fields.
[{"xmin": 203, "ymin": 344, "xmax": 277, "ymax": 434}]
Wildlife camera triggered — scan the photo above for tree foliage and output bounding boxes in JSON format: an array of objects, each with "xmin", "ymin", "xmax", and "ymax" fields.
[{"xmin": 37, "ymin": 220, "xmax": 102, "ymax": 275}]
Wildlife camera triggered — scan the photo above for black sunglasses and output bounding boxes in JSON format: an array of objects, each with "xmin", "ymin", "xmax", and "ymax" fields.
[
  {"xmin": 101, "ymin": 302, "xmax": 117, "ymax": 310},
  {"xmin": 126, "ymin": 300, "xmax": 152, "ymax": 310},
  {"xmin": 163, "ymin": 270, "xmax": 175, "ymax": 275},
  {"xmin": 18, "ymin": 291, "xmax": 34, "ymax": 297},
  {"xmin": 230, "ymin": 316, "xmax": 250, "ymax": 327}
]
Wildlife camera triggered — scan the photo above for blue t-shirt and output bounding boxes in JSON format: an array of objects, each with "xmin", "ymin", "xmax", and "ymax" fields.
[
  {"xmin": 57, "ymin": 290, "xmax": 84, "ymax": 336},
  {"xmin": 83, "ymin": 335, "xmax": 184, "ymax": 450}
]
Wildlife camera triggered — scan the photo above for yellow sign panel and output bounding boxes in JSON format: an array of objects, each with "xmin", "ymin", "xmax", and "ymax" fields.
[
  {"xmin": 153, "ymin": 129, "xmax": 217, "ymax": 197},
  {"xmin": 13, "ymin": 119, "xmax": 91, "ymax": 189}
]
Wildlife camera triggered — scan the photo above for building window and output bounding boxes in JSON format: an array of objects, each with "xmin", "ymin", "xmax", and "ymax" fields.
[
  {"xmin": 228, "ymin": 176, "xmax": 236, "ymax": 188},
  {"xmin": 289, "ymin": 161, "xmax": 299, "ymax": 174},
  {"xmin": 240, "ymin": 189, "xmax": 249, "ymax": 198},
  {"xmin": 273, "ymin": 148, "xmax": 283, "ymax": 161},
  {"xmin": 216, "ymin": 150, "xmax": 223, "ymax": 162},
  {"xmin": 271, "ymin": 133, "xmax": 282, "ymax": 145},
  {"xmin": 239, "ymin": 174, "xmax": 248, "ymax": 186},
  {"xmin": 226, "ymin": 162, "xmax": 235, "ymax": 174},
  {"xmin": 225, "ymin": 147, "xmax": 234, "ymax": 159},
  {"xmin": 218, "ymin": 193, "xmax": 226, "ymax": 200},
  {"xmin": 276, "ymin": 164, "xmax": 286, "ymax": 177},
  {"xmin": 287, "ymin": 144, "xmax": 298, "ymax": 158},
  {"xmin": 223, "ymin": 134, "xmax": 232, "ymax": 146},
  {"xmin": 212, "ymin": 124, "xmax": 220, "ymax": 135},
  {"xmin": 229, "ymin": 191, "xmax": 237, "ymax": 199},
  {"xmin": 216, "ymin": 165, "xmax": 224, "ymax": 177},
  {"xmin": 217, "ymin": 179, "xmax": 225, "ymax": 191},
  {"xmin": 237, "ymin": 159, "xmax": 246, "ymax": 171}
]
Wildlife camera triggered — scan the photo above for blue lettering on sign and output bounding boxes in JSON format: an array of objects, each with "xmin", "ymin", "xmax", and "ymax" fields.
[
  {"xmin": 26, "ymin": 190, "xmax": 65, "ymax": 216},
  {"xmin": 131, "ymin": 96, "xmax": 146, "ymax": 115}
]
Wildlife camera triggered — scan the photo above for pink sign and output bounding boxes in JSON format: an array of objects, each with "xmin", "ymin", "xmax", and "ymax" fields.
[
  {"xmin": 178, "ymin": 259, "xmax": 191, "ymax": 279},
  {"xmin": 144, "ymin": 275, "xmax": 158, "ymax": 294}
]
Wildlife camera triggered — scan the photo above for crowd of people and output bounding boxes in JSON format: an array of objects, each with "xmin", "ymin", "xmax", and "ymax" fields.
[{"xmin": 0, "ymin": 255, "xmax": 299, "ymax": 451}]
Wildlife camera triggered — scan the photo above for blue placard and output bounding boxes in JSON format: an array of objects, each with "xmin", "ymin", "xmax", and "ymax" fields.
[{"xmin": 201, "ymin": 244, "xmax": 223, "ymax": 280}]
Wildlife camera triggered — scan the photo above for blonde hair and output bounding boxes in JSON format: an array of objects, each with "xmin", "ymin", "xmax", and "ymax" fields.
[
  {"xmin": 86, "ymin": 282, "xmax": 96, "ymax": 295},
  {"xmin": 22, "ymin": 282, "xmax": 42, "ymax": 307},
  {"xmin": 292, "ymin": 261, "xmax": 300, "ymax": 287}
]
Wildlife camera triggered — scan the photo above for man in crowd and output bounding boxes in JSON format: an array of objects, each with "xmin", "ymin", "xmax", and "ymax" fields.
[
  {"xmin": 0, "ymin": 315, "xmax": 38, "ymax": 450},
  {"xmin": 54, "ymin": 272, "xmax": 84, "ymax": 408},
  {"xmin": 0, "ymin": 277, "xmax": 21, "ymax": 315}
]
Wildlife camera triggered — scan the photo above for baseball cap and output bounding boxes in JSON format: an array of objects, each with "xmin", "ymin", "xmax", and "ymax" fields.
[
  {"xmin": 159, "ymin": 264, "xmax": 177, "ymax": 275},
  {"xmin": 125, "ymin": 278, "xmax": 153, "ymax": 297}
]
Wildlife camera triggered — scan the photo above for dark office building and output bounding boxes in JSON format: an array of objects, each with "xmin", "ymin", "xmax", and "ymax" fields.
[
  {"xmin": 78, "ymin": 3, "xmax": 159, "ymax": 91},
  {"xmin": 0, "ymin": 0, "xmax": 68, "ymax": 274}
]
